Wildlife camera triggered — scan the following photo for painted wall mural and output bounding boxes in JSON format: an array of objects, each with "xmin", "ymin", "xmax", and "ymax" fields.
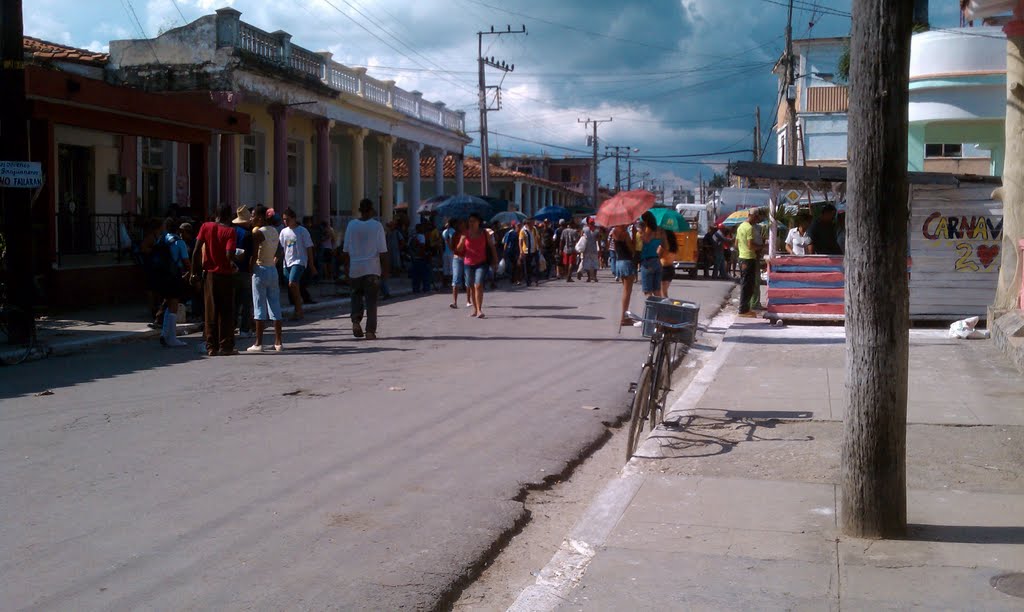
[{"xmin": 920, "ymin": 212, "xmax": 1002, "ymax": 272}]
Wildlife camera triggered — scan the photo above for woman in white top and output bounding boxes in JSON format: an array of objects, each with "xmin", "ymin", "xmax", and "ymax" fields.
[{"xmin": 785, "ymin": 213, "xmax": 814, "ymax": 256}]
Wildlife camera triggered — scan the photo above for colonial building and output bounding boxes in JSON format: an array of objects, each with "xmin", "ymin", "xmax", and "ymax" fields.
[
  {"xmin": 108, "ymin": 7, "xmax": 470, "ymax": 224},
  {"xmin": 498, "ymin": 155, "xmax": 595, "ymax": 207}
]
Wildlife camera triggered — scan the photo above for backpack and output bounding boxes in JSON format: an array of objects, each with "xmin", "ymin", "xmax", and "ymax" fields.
[{"xmin": 151, "ymin": 235, "xmax": 181, "ymax": 278}]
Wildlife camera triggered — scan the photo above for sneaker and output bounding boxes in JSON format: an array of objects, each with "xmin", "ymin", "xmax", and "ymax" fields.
[
  {"xmin": 353, "ymin": 322, "xmax": 364, "ymax": 338},
  {"xmin": 365, "ymin": 331, "xmax": 377, "ymax": 340},
  {"xmin": 274, "ymin": 344, "xmax": 284, "ymax": 352},
  {"xmin": 246, "ymin": 344, "xmax": 263, "ymax": 353}
]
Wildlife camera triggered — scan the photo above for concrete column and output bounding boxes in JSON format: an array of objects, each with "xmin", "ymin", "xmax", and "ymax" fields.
[
  {"xmin": 531, "ymin": 184, "xmax": 539, "ymax": 214},
  {"xmin": 379, "ymin": 134, "xmax": 396, "ymax": 221},
  {"xmin": 455, "ymin": 155, "xmax": 465, "ymax": 195},
  {"xmin": 349, "ymin": 127, "xmax": 368, "ymax": 216},
  {"xmin": 315, "ymin": 119, "xmax": 331, "ymax": 221},
  {"xmin": 433, "ymin": 149, "xmax": 446, "ymax": 197},
  {"xmin": 407, "ymin": 142, "xmax": 423, "ymax": 224},
  {"xmin": 546, "ymin": 189, "xmax": 553, "ymax": 206},
  {"xmin": 271, "ymin": 105, "xmax": 289, "ymax": 211},
  {"xmin": 218, "ymin": 134, "xmax": 236, "ymax": 206},
  {"xmin": 907, "ymin": 123, "xmax": 925, "ymax": 173},
  {"xmin": 513, "ymin": 180, "xmax": 523, "ymax": 211},
  {"xmin": 523, "ymin": 183, "xmax": 532, "ymax": 216}
]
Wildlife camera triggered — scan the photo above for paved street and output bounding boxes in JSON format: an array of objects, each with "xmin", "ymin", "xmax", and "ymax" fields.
[{"xmin": 0, "ymin": 273, "xmax": 733, "ymax": 610}]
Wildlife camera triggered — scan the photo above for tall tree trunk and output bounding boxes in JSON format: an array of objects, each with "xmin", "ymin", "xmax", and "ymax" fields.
[
  {"xmin": 841, "ymin": 0, "xmax": 914, "ymax": 539},
  {"xmin": 993, "ymin": 33, "xmax": 1024, "ymax": 314}
]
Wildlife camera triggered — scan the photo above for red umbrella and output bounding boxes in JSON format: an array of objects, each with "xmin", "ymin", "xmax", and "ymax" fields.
[{"xmin": 595, "ymin": 190, "xmax": 656, "ymax": 227}]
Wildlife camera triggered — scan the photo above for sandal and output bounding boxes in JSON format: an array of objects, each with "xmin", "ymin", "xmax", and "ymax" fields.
[
  {"xmin": 477, "ymin": 313, "xmax": 486, "ymax": 319},
  {"xmin": 449, "ymin": 303, "xmax": 458, "ymax": 309},
  {"xmin": 620, "ymin": 318, "xmax": 634, "ymax": 327}
]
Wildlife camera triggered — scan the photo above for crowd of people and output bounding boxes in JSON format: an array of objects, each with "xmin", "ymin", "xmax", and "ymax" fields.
[{"xmin": 145, "ymin": 200, "xmax": 831, "ymax": 352}]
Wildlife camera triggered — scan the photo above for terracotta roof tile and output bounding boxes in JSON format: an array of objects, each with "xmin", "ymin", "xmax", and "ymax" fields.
[
  {"xmin": 393, "ymin": 155, "xmax": 569, "ymax": 190},
  {"xmin": 23, "ymin": 36, "xmax": 108, "ymax": 67}
]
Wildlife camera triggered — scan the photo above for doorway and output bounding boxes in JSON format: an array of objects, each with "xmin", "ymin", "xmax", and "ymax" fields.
[{"xmin": 57, "ymin": 144, "xmax": 93, "ymax": 255}]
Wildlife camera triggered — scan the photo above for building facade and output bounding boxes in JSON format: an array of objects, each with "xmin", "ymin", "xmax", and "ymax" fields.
[
  {"xmin": 498, "ymin": 156, "xmax": 595, "ymax": 207},
  {"xmin": 108, "ymin": 8, "xmax": 470, "ymax": 225},
  {"xmin": 775, "ymin": 36, "xmax": 850, "ymax": 168},
  {"xmin": 775, "ymin": 28, "xmax": 1008, "ymax": 177},
  {"xmin": 21, "ymin": 36, "xmax": 250, "ymax": 307},
  {"xmin": 908, "ymin": 25, "xmax": 1007, "ymax": 176}
]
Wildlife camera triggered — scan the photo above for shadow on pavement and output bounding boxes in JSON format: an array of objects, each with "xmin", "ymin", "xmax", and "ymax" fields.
[
  {"xmin": 726, "ymin": 336, "xmax": 846, "ymax": 345},
  {"xmin": 905, "ymin": 524, "xmax": 1024, "ymax": 545}
]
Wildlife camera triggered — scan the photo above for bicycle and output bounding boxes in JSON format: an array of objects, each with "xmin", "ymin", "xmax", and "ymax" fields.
[{"xmin": 624, "ymin": 301, "xmax": 700, "ymax": 461}]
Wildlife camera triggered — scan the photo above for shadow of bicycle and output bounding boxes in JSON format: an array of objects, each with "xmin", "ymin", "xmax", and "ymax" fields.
[{"xmin": 634, "ymin": 409, "xmax": 816, "ymax": 460}]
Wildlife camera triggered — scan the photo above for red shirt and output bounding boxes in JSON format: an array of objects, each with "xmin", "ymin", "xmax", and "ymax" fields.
[
  {"xmin": 197, "ymin": 222, "xmax": 237, "ymax": 275},
  {"xmin": 462, "ymin": 232, "xmax": 488, "ymax": 266}
]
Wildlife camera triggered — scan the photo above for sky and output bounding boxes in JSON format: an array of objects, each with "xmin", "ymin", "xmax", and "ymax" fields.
[{"xmin": 25, "ymin": 0, "xmax": 963, "ymax": 192}]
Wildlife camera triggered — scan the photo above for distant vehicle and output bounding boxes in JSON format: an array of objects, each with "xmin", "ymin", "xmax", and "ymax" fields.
[
  {"xmin": 673, "ymin": 204, "xmax": 712, "ymax": 278},
  {"xmin": 717, "ymin": 187, "xmax": 772, "ymax": 215}
]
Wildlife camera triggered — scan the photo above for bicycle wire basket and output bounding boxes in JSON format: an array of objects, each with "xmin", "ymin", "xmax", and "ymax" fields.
[{"xmin": 641, "ymin": 297, "xmax": 700, "ymax": 344}]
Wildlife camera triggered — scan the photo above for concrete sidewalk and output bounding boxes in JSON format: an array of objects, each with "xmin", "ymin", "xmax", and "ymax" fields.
[
  {"xmin": 512, "ymin": 315, "xmax": 1024, "ymax": 610},
  {"xmin": 0, "ymin": 278, "xmax": 417, "ymax": 364}
]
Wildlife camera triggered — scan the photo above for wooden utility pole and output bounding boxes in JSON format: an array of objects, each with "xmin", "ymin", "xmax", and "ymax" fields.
[
  {"xmin": 477, "ymin": 25, "xmax": 526, "ymax": 196},
  {"xmin": 841, "ymin": 0, "xmax": 914, "ymax": 539},
  {"xmin": 784, "ymin": 0, "xmax": 798, "ymax": 166},
  {"xmin": 579, "ymin": 118, "xmax": 611, "ymax": 207},
  {"xmin": 1, "ymin": 0, "xmax": 35, "ymax": 344},
  {"xmin": 754, "ymin": 106, "xmax": 762, "ymax": 162}
]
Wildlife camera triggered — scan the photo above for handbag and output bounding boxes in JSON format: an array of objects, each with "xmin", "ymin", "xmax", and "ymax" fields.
[
  {"xmin": 575, "ymin": 233, "xmax": 588, "ymax": 254},
  {"xmin": 538, "ymin": 255, "xmax": 548, "ymax": 273}
]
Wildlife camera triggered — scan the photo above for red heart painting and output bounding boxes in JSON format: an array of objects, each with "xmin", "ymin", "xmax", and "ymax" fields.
[{"xmin": 977, "ymin": 244, "xmax": 1000, "ymax": 268}]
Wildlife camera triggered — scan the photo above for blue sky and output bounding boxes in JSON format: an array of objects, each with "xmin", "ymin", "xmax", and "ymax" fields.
[{"xmin": 25, "ymin": 0, "xmax": 963, "ymax": 191}]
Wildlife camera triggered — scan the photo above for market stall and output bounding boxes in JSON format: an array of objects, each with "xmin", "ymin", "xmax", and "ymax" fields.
[{"xmin": 729, "ymin": 161, "xmax": 1003, "ymax": 323}]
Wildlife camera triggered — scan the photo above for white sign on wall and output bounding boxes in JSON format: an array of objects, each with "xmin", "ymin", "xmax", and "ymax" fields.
[{"xmin": 0, "ymin": 161, "xmax": 42, "ymax": 188}]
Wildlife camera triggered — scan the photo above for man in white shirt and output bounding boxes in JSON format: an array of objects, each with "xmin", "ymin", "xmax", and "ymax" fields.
[
  {"xmin": 343, "ymin": 198, "xmax": 390, "ymax": 340},
  {"xmin": 278, "ymin": 208, "xmax": 317, "ymax": 320}
]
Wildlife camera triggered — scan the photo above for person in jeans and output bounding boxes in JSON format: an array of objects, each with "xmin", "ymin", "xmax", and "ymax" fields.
[
  {"xmin": 279, "ymin": 208, "xmax": 317, "ymax": 321},
  {"xmin": 736, "ymin": 209, "xmax": 762, "ymax": 318},
  {"xmin": 246, "ymin": 205, "xmax": 284, "ymax": 352},
  {"xmin": 343, "ymin": 198, "xmax": 389, "ymax": 340},
  {"xmin": 458, "ymin": 212, "xmax": 499, "ymax": 318},
  {"xmin": 190, "ymin": 204, "xmax": 238, "ymax": 356},
  {"xmin": 446, "ymin": 219, "xmax": 468, "ymax": 308}
]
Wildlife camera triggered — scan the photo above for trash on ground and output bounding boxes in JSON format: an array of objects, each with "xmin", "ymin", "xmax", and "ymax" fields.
[{"xmin": 948, "ymin": 316, "xmax": 989, "ymax": 339}]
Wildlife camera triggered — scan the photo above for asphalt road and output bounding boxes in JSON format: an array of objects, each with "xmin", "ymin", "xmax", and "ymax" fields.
[{"xmin": 0, "ymin": 271, "xmax": 733, "ymax": 611}]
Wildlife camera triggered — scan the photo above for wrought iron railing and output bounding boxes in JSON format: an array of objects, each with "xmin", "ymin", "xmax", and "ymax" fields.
[
  {"xmin": 55, "ymin": 212, "xmax": 135, "ymax": 266},
  {"xmin": 216, "ymin": 9, "xmax": 466, "ymax": 134}
]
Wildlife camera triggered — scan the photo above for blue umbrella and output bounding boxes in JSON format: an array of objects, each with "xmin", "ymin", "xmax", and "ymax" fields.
[
  {"xmin": 417, "ymin": 194, "xmax": 451, "ymax": 214},
  {"xmin": 533, "ymin": 206, "xmax": 571, "ymax": 222},
  {"xmin": 435, "ymin": 194, "xmax": 493, "ymax": 220}
]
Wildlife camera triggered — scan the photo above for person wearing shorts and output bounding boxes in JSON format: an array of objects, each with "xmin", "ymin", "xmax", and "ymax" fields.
[
  {"xmin": 457, "ymin": 213, "xmax": 498, "ymax": 318},
  {"xmin": 278, "ymin": 208, "xmax": 316, "ymax": 320},
  {"xmin": 247, "ymin": 205, "xmax": 283, "ymax": 352}
]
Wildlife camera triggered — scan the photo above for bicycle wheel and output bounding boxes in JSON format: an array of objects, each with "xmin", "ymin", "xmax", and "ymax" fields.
[
  {"xmin": 626, "ymin": 366, "xmax": 653, "ymax": 461},
  {"xmin": 650, "ymin": 339, "xmax": 672, "ymax": 430}
]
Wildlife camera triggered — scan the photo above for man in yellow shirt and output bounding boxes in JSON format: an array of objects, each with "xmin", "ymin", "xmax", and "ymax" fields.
[
  {"xmin": 518, "ymin": 219, "xmax": 541, "ymax": 287},
  {"xmin": 736, "ymin": 209, "xmax": 762, "ymax": 318}
]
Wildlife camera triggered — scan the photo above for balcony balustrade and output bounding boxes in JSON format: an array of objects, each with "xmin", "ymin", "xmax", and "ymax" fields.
[{"xmin": 218, "ymin": 9, "xmax": 465, "ymax": 134}]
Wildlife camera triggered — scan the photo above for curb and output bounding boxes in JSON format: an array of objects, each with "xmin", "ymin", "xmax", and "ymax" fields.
[
  {"xmin": 0, "ymin": 288, "xmax": 414, "ymax": 365},
  {"xmin": 506, "ymin": 308, "xmax": 739, "ymax": 611}
]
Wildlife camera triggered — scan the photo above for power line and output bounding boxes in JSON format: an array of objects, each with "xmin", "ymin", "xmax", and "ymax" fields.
[{"xmin": 169, "ymin": 0, "xmax": 188, "ymax": 24}]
